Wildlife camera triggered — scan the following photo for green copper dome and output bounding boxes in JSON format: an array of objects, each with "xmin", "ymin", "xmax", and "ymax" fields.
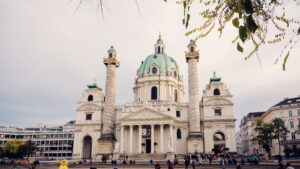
[{"xmin": 137, "ymin": 53, "xmax": 180, "ymax": 79}]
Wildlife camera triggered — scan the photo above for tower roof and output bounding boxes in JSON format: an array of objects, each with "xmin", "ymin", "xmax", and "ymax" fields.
[
  {"xmin": 188, "ymin": 39, "xmax": 195, "ymax": 47},
  {"xmin": 107, "ymin": 46, "xmax": 116, "ymax": 53},
  {"xmin": 87, "ymin": 83, "xmax": 102, "ymax": 91},
  {"xmin": 210, "ymin": 71, "xmax": 221, "ymax": 83},
  {"xmin": 156, "ymin": 33, "xmax": 164, "ymax": 44}
]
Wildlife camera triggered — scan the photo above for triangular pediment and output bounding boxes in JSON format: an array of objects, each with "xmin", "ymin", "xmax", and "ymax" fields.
[
  {"xmin": 77, "ymin": 104, "xmax": 102, "ymax": 111},
  {"xmin": 202, "ymin": 98, "xmax": 233, "ymax": 106},
  {"xmin": 120, "ymin": 107, "xmax": 173, "ymax": 121}
]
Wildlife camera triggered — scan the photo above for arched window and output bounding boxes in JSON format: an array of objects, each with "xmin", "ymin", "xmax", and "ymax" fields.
[
  {"xmin": 214, "ymin": 88, "xmax": 220, "ymax": 95},
  {"xmin": 174, "ymin": 89, "xmax": 178, "ymax": 102},
  {"xmin": 174, "ymin": 71, "xmax": 177, "ymax": 77},
  {"xmin": 109, "ymin": 53, "xmax": 112, "ymax": 58},
  {"xmin": 88, "ymin": 95, "xmax": 93, "ymax": 101},
  {"xmin": 177, "ymin": 129, "xmax": 182, "ymax": 139},
  {"xmin": 151, "ymin": 86, "xmax": 157, "ymax": 100},
  {"xmin": 162, "ymin": 47, "xmax": 164, "ymax": 53},
  {"xmin": 191, "ymin": 47, "xmax": 194, "ymax": 52},
  {"xmin": 158, "ymin": 46, "xmax": 161, "ymax": 54}
]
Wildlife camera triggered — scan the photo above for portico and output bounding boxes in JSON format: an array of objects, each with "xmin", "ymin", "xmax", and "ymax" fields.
[{"xmin": 119, "ymin": 122, "xmax": 174, "ymax": 154}]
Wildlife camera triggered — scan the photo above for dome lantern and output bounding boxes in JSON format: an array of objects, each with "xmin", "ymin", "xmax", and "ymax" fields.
[
  {"xmin": 188, "ymin": 40, "xmax": 196, "ymax": 53},
  {"xmin": 107, "ymin": 46, "xmax": 116, "ymax": 58},
  {"xmin": 154, "ymin": 34, "xmax": 166, "ymax": 54},
  {"xmin": 185, "ymin": 40, "xmax": 199, "ymax": 62}
]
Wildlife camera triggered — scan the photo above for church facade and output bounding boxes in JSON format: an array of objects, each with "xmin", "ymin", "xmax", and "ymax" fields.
[{"xmin": 72, "ymin": 36, "xmax": 236, "ymax": 160}]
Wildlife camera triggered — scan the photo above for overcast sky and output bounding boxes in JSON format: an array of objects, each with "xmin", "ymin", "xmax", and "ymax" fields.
[{"xmin": 0, "ymin": 0, "xmax": 299, "ymax": 130}]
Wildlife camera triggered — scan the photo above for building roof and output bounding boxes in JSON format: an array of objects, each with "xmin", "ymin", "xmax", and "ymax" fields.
[
  {"xmin": 107, "ymin": 46, "xmax": 116, "ymax": 53},
  {"xmin": 272, "ymin": 96, "xmax": 300, "ymax": 107},
  {"xmin": 137, "ymin": 53, "xmax": 180, "ymax": 78},
  {"xmin": 188, "ymin": 39, "xmax": 195, "ymax": 47},
  {"xmin": 0, "ymin": 127, "xmax": 22, "ymax": 133},
  {"xmin": 210, "ymin": 71, "xmax": 221, "ymax": 83},
  {"xmin": 240, "ymin": 111, "xmax": 265, "ymax": 126},
  {"xmin": 87, "ymin": 83, "xmax": 102, "ymax": 91},
  {"xmin": 247, "ymin": 111, "xmax": 265, "ymax": 118}
]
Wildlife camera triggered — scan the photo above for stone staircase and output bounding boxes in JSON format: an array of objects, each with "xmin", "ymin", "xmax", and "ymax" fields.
[{"xmin": 119, "ymin": 153, "xmax": 167, "ymax": 160}]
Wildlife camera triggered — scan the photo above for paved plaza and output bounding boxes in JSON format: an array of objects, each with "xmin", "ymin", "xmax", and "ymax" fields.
[{"xmin": 1, "ymin": 164, "xmax": 300, "ymax": 169}]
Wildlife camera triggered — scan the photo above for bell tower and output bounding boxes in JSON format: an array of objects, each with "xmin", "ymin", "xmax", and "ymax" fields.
[{"xmin": 185, "ymin": 40, "xmax": 203, "ymax": 153}]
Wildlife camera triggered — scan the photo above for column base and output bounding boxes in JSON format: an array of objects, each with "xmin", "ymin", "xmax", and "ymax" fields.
[
  {"xmin": 112, "ymin": 152, "xmax": 120, "ymax": 160},
  {"xmin": 98, "ymin": 139, "xmax": 114, "ymax": 155},
  {"xmin": 187, "ymin": 132, "xmax": 203, "ymax": 154},
  {"xmin": 167, "ymin": 152, "xmax": 175, "ymax": 160}
]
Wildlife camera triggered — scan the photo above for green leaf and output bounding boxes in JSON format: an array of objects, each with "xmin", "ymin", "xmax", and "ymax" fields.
[
  {"xmin": 244, "ymin": 0, "xmax": 254, "ymax": 14},
  {"xmin": 239, "ymin": 26, "xmax": 247, "ymax": 43},
  {"xmin": 237, "ymin": 42, "xmax": 243, "ymax": 52},
  {"xmin": 183, "ymin": 1, "xmax": 186, "ymax": 9},
  {"xmin": 232, "ymin": 18, "xmax": 239, "ymax": 28},
  {"xmin": 246, "ymin": 15, "xmax": 258, "ymax": 33},
  {"xmin": 186, "ymin": 14, "xmax": 190, "ymax": 28},
  {"xmin": 182, "ymin": 19, "xmax": 185, "ymax": 25},
  {"xmin": 237, "ymin": 0, "xmax": 244, "ymax": 14}
]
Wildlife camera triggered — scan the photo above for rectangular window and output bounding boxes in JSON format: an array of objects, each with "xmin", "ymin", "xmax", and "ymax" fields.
[
  {"xmin": 215, "ymin": 109, "xmax": 221, "ymax": 116},
  {"xmin": 176, "ymin": 111, "xmax": 181, "ymax": 117},
  {"xmin": 298, "ymin": 109, "xmax": 300, "ymax": 116},
  {"xmin": 290, "ymin": 121, "xmax": 294, "ymax": 128},
  {"xmin": 289, "ymin": 111, "xmax": 293, "ymax": 117},
  {"xmin": 86, "ymin": 114, "xmax": 92, "ymax": 120},
  {"xmin": 292, "ymin": 133, "xmax": 296, "ymax": 140}
]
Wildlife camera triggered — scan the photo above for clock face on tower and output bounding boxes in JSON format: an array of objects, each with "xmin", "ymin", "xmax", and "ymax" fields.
[{"xmin": 152, "ymin": 67, "xmax": 157, "ymax": 74}]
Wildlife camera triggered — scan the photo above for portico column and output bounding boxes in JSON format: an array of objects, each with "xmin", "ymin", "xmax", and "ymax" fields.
[
  {"xmin": 138, "ymin": 125, "xmax": 142, "ymax": 153},
  {"xmin": 170, "ymin": 124, "xmax": 173, "ymax": 152},
  {"xmin": 129, "ymin": 125, "xmax": 133, "ymax": 154},
  {"xmin": 151, "ymin": 124, "xmax": 154, "ymax": 153},
  {"xmin": 120, "ymin": 125, "xmax": 124, "ymax": 153},
  {"xmin": 160, "ymin": 124, "xmax": 164, "ymax": 153}
]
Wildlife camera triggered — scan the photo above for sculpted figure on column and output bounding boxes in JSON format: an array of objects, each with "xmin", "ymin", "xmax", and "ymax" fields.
[{"xmin": 102, "ymin": 46, "xmax": 120, "ymax": 139}]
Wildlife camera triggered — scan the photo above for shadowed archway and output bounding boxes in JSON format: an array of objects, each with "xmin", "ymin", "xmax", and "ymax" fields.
[{"xmin": 83, "ymin": 136, "xmax": 92, "ymax": 159}]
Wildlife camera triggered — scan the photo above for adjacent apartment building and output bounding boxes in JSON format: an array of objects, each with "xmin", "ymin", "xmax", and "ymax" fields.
[
  {"xmin": 237, "ymin": 111, "xmax": 264, "ymax": 156},
  {"xmin": 0, "ymin": 121, "xmax": 75, "ymax": 159},
  {"xmin": 259, "ymin": 96, "xmax": 300, "ymax": 156}
]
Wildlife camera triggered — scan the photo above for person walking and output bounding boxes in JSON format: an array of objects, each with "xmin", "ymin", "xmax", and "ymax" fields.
[
  {"xmin": 192, "ymin": 159, "xmax": 196, "ymax": 169},
  {"xmin": 209, "ymin": 155, "xmax": 212, "ymax": 165},
  {"xmin": 220, "ymin": 158, "xmax": 226, "ymax": 169},
  {"xmin": 185, "ymin": 158, "xmax": 189, "ymax": 169},
  {"xmin": 155, "ymin": 162, "xmax": 161, "ymax": 169}
]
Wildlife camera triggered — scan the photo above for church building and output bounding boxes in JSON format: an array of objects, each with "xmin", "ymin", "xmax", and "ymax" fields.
[{"xmin": 72, "ymin": 36, "xmax": 236, "ymax": 160}]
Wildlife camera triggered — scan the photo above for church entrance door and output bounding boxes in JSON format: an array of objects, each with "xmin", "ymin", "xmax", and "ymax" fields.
[
  {"xmin": 213, "ymin": 132, "xmax": 225, "ymax": 154},
  {"xmin": 146, "ymin": 139, "xmax": 151, "ymax": 153},
  {"xmin": 83, "ymin": 136, "xmax": 92, "ymax": 159}
]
